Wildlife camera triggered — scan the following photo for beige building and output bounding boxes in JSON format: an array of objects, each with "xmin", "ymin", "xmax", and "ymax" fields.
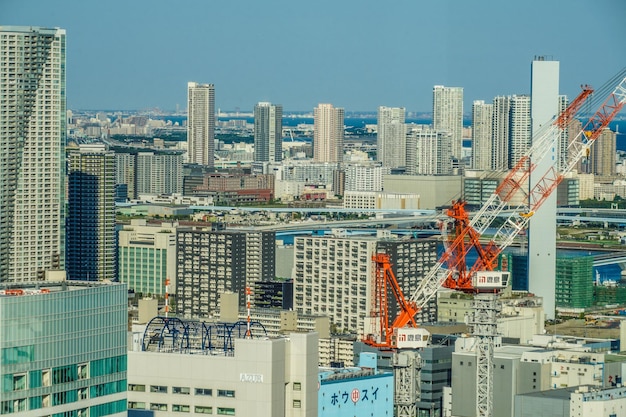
[
  {"xmin": 313, "ymin": 103, "xmax": 344, "ymax": 163},
  {"xmin": 128, "ymin": 332, "xmax": 318, "ymax": 417},
  {"xmin": 433, "ymin": 85, "xmax": 464, "ymax": 158},
  {"xmin": 342, "ymin": 190, "xmax": 420, "ymax": 210},
  {"xmin": 377, "ymin": 106, "xmax": 407, "ymax": 168},
  {"xmin": 383, "ymin": 174, "xmax": 462, "ymax": 209},
  {"xmin": 589, "ymin": 128, "xmax": 617, "ymax": 177},
  {"xmin": 187, "ymin": 82, "xmax": 215, "ymax": 166}
]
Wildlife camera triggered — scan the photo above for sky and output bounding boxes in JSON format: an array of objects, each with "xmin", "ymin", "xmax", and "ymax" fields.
[{"xmin": 2, "ymin": 0, "xmax": 625, "ymax": 113}]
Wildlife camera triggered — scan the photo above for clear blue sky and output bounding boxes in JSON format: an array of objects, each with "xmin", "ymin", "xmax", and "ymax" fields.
[{"xmin": 3, "ymin": 0, "xmax": 625, "ymax": 112}]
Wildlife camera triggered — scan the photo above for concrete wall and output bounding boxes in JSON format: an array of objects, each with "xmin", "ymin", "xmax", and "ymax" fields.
[
  {"xmin": 383, "ymin": 174, "xmax": 462, "ymax": 209},
  {"xmin": 128, "ymin": 333, "xmax": 319, "ymax": 417}
]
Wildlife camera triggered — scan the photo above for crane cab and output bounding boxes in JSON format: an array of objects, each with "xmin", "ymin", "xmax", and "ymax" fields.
[{"xmin": 472, "ymin": 271, "xmax": 510, "ymax": 290}]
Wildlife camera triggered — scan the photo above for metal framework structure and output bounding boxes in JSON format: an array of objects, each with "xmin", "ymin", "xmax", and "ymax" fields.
[
  {"xmin": 365, "ymin": 253, "xmax": 419, "ymax": 348},
  {"xmin": 470, "ymin": 293, "xmax": 501, "ymax": 417},
  {"xmin": 141, "ymin": 316, "xmax": 267, "ymax": 354},
  {"xmin": 393, "ymin": 350, "xmax": 422, "ymax": 417}
]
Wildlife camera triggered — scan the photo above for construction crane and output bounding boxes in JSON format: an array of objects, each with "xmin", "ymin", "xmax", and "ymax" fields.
[{"xmin": 363, "ymin": 71, "xmax": 626, "ymax": 417}]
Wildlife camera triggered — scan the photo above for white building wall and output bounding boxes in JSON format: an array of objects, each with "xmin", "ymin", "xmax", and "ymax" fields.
[
  {"xmin": 529, "ymin": 58, "xmax": 560, "ymax": 319},
  {"xmin": 128, "ymin": 333, "xmax": 318, "ymax": 417}
]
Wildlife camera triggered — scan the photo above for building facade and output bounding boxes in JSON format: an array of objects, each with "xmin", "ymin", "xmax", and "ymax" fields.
[
  {"xmin": 118, "ymin": 220, "xmax": 178, "ymax": 297},
  {"xmin": 128, "ymin": 332, "xmax": 318, "ymax": 417},
  {"xmin": 406, "ymin": 126, "xmax": 453, "ymax": 175},
  {"xmin": 254, "ymin": 102, "xmax": 283, "ymax": 163},
  {"xmin": 433, "ymin": 85, "xmax": 464, "ymax": 159},
  {"xmin": 492, "ymin": 96, "xmax": 511, "ymax": 171},
  {"xmin": 66, "ymin": 144, "xmax": 116, "ymax": 281},
  {"xmin": 114, "ymin": 152, "xmax": 136, "ymax": 199},
  {"xmin": 0, "ymin": 282, "xmax": 127, "ymax": 416},
  {"xmin": 176, "ymin": 228, "xmax": 275, "ymax": 319},
  {"xmin": 293, "ymin": 232, "xmax": 438, "ymax": 334},
  {"xmin": 471, "ymin": 100, "xmax": 493, "ymax": 171},
  {"xmin": 0, "ymin": 26, "xmax": 66, "ymax": 282},
  {"xmin": 187, "ymin": 82, "xmax": 215, "ymax": 166},
  {"xmin": 313, "ymin": 104, "xmax": 344, "ymax": 163},
  {"xmin": 508, "ymin": 94, "xmax": 532, "ymax": 168},
  {"xmin": 136, "ymin": 152, "xmax": 183, "ymax": 196},
  {"xmin": 529, "ymin": 57, "xmax": 560, "ymax": 320},
  {"xmin": 589, "ymin": 127, "xmax": 617, "ymax": 177},
  {"xmin": 377, "ymin": 106, "xmax": 407, "ymax": 168},
  {"xmin": 343, "ymin": 164, "xmax": 389, "ymax": 192}
]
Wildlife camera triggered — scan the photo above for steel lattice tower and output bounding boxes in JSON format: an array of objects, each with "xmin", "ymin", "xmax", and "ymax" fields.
[{"xmin": 470, "ymin": 293, "xmax": 501, "ymax": 417}]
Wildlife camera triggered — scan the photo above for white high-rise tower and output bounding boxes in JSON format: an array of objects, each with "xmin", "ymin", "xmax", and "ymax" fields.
[
  {"xmin": 529, "ymin": 57, "xmax": 560, "ymax": 319},
  {"xmin": 377, "ymin": 106, "xmax": 407, "ymax": 169},
  {"xmin": 187, "ymin": 82, "xmax": 215, "ymax": 166},
  {"xmin": 0, "ymin": 26, "xmax": 66, "ymax": 282},
  {"xmin": 433, "ymin": 85, "xmax": 464, "ymax": 159},
  {"xmin": 471, "ymin": 100, "xmax": 493, "ymax": 171}
]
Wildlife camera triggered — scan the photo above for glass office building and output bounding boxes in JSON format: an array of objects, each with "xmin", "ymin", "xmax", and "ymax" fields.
[{"xmin": 0, "ymin": 282, "xmax": 127, "ymax": 416}]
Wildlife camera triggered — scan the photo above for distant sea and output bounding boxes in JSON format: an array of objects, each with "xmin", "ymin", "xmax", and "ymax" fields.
[{"xmin": 158, "ymin": 115, "xmax": 626, "ymax": 151}]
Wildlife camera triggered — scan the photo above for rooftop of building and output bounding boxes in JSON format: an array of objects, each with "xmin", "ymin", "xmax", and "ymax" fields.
[
  {"xmin": 519, "ymin": 385, "xmax": 626, "ymax": 400},
  {"xmin": 0, "ymin": 279, "xmax": 123, "ymax": 297}
]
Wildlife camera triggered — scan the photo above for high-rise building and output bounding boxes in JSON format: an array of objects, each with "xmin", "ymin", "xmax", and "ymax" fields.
[
  {"xmin": 115, "ymin": 153, "xmax": 136, "ymax": 199},
  {"xmin": 555, "ymin": 255, "xmax": 593, "ymax": 309},
  {"xmin": 254, "ymin": 102, "xmax": 283, "ymax": 162},
  {"xmin": 528, "ymin": 57, "xmax": 560, "ymax": 319},
  {"xmin": 0, "ymin": 282, "xmax": 128, "ymax": 416},
  {"xmin": 0, "ymin": 26, "xmax": 66, "ymax": 282},
  {"xmin": 135, "ymin": 152, "xmax": 183, "ymax": 195},
  {"xmin": 508, "ymin": 94, "xmax": 532, "ymax": 168},
  {"xmin": 187, "ymin": 82, "xmax": 215, "ymax": 167},
  {"xmin": 471, "ymin": 100, "xmax": 493, "ymax": 170},
  {"xmin": 66, "ymin": 144, "xmax": 116, "ymax": 281},
  {"xmin": 313, "ymin": 103, "xmax": 344, "ymax": 163},
  {"xmin": 377, "ymin": 106, "xmax": 407, "ymax": 168},
  {"xmin": 433, "ymin": 85, "xmax": 464, "ymax": 159},
  {"xmin": 406, "ymin": 126, "xmax": 453, "ymax": 175},
  {"xmin": 176, "ymin": 228, "xmax": 275, "ymax": 319},
  {"xmin": 589, "ymin": 128, "xmax": 617, "ymax": 177},
  {"xmin": 492, "ymin": 96, "xmax": 511, "ymax": 171}
]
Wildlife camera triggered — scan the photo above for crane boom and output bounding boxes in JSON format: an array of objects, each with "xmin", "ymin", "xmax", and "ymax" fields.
[{"xmin": 409, "ymin": 75, "xmax": 626, "ymax": 311}]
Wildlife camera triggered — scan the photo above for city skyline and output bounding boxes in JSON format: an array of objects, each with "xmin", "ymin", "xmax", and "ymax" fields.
[{"xmin": 3, "ymin": 0, "xmax": 625, "ymax": 112}]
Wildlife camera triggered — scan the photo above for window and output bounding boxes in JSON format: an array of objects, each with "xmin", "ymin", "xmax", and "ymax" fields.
[
  {"xmin": 293, "ymin": 400, "xmax": 301, "ymax": 408},
  {"xmin": 150, "ymin": 403, "xmax": 168, "ymax": 411},
  {"xmin": 13, "ymin": 374, "xmax": 26, "ymax": 391},
  {"xmin": 195, "ymin": 388, "xmax": 212, "ymax": 396},
  {"xmin": 217, "ymin": 408, "xmax": 235, "ymax": 415},
  {"xmin": 78, "ymin": 363, "xmax": 88, "ymax": 379},
  {"xmin": 293, "ymin": 382, "xmax": 301, "ymax": 391},
  {"xmin": 173, "ymin": 386, "xmax": 190, "ymax": 395},
  {"xmin": 128, "ymin": 384, "xmax": 145, "ymax": 392},
  {"xmin": 128, "ymin": 401, "xmax": 145, "ymax": 409},
  {"xmin": 172, "ymin": 404, "xmax": 190, "ymax": 413},
  {"xmin": 218, "ymin": 389, "xmax": 235, "ymax": 398},
  {"xmin": 150, "ymin": 385, "xmax": 167, "ymax": 393},
  {"xmin": 195, "ymin": 406, "xmax": 213, "ymax": 414}
]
